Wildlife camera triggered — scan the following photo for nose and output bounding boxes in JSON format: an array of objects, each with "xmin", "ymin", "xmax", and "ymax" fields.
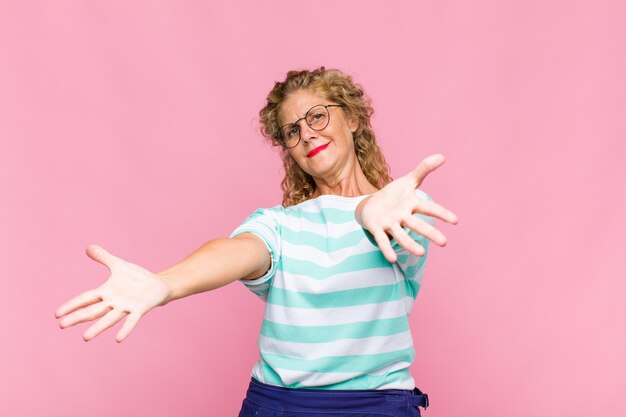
[{"xmin": 299, "ymin": 122, "xmax": 317, "ymax": 144}]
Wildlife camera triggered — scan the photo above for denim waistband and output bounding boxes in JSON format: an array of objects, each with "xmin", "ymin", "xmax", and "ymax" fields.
[{"xmin": 245, "ymin": 377, "xmax": 429, "ymax": 411}]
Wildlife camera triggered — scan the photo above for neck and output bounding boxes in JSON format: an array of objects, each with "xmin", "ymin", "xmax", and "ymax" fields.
[{"xmin": 310, "ymin": 160, "xmax": 379, "ymax": 198}]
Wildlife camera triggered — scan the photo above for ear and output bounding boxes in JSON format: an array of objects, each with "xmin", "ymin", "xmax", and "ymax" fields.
[{"xmin": 346, "ymin": 112, "xmax": 359, "ymax": 133}]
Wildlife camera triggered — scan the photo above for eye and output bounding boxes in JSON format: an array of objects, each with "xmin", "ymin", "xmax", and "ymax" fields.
[
  {"xmin": 308, "ymin": 112, "xmax": 327, "ymax": 127},
  {"xmin": 287, "ymin": 125, "xmax": 299, "ymax": 138}
]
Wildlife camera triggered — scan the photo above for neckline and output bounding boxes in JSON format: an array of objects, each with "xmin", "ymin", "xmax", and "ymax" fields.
[
  {"xmin": 313, "ymin": 194, "xmax": 371, "ymax": 199},
  {"xmin": 284, "ymin": 193, "xmax": 374, "ymax": 210},
  {"xmin": 306, "ymin": 194, "xmax": 372, "ymax": 204}
]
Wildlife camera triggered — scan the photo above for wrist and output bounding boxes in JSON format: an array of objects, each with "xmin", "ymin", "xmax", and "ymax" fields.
[
  {"xmin": 355, "ymin": 195, "xmax": 373, "ymax": 227},
  {"xmin": 155, "ymin": 270, "xmax": 177, "ymax": 306}
]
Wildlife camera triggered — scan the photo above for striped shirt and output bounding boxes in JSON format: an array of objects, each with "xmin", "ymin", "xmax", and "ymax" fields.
[{"xmin": 229, "ymin": 189, "xmax": 436, "ymax": 390}]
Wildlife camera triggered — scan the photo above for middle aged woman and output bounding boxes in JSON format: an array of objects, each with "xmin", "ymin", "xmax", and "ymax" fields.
[
  {"xmin": 54, "ymin": 67, "xmax": 458, "ymax": 417},
  {"xmin": 229, "ymin": 67, "xmax": 458, "ymax": 417}
]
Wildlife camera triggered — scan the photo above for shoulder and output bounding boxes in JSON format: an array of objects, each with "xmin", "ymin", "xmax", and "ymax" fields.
[
  {"xmin": 231, "ymin": 204, "xmax": 285, "ymax": 235},
  {"xmin": 246, "ymin": 205, "xmax": 284, "ymax": 219}
]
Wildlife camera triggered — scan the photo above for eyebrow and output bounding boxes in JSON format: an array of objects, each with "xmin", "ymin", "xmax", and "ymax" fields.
[
  {"xmin": 278, "ymin": 109, "xmax": 304, "ymax": 127},
  {"xmin": 279, "ymin": 103, "xmax": 332, "ymax": 127}
]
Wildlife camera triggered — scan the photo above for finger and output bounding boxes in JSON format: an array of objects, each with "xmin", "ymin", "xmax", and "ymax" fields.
[
  {"xmin": 389, "ymin": 224, "xmax": 425, "ymax": 258},
  {"xmin": 83, "ymin": 309, "xmax": 128, "ymax": 342},
  {"xmin": 59, "ymin": 302, "xmax": 111, "ymax": 329},
  {"xmin": 116, "ymin": 313, "xmax": 142, "ymax": 343},
  {"xmin": 408, "ymin": 154, "xmax": 446, "ymax": 187},
  {"xmin": 403, "ymin": 215, "xmax": 447, "ymax": 247},
  {"xmin": 412, "ymin": 197, "xmax": 459, "ymax": 225},
  {"xmin": 86, "ymin": 244, "xmax": 121, "ymax": 270},
  {"xmin": 370, "ymin": 228, "xmax": 397, "ymax": 263},
  {"xmin": 55, "ymin": 289, "xmax": 102, "ymax": 318}
]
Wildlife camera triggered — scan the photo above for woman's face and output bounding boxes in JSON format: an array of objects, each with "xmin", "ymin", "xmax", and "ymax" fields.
[{"xmin": 278, "ymin": 89, "xmax": 358, "ymax": 181}]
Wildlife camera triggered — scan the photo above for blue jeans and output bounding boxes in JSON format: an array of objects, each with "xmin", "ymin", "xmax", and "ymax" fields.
[{"xmin": 237, "ymin": 377, "xmax": 429, "ymax": 417}]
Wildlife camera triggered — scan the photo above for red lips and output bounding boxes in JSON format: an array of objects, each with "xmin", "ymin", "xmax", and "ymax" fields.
[{"xmin": 306, "ymin": 142, "xmax": 330, "ymax": 158}]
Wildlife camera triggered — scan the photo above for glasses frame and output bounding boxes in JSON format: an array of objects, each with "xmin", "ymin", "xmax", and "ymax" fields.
[{"xmin": 276, "ymin": 104, "xmax": 344, "ymax": 149}]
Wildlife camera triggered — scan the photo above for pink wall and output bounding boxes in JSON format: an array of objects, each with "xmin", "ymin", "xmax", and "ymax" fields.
[{"xmin": 1, "ymin": 1, "xmax": 624, "ymax": 416}]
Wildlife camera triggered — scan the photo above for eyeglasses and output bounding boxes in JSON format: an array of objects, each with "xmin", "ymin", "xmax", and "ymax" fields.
[{"xmin": 277, "ymin": 104, "xmax": 343, "ymax": 148}]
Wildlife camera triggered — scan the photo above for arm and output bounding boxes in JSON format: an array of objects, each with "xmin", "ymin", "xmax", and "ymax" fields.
[
  {"xmin": 157, "ymin": 233, "xmax": 270, "ymax": 305},
  {"xmin": 55, "ymin": 234, "xmax": 270, "ymax": 342}
]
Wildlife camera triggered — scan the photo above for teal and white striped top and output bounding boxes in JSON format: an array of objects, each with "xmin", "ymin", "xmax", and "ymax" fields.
[{"xmin": 229, "ymin": 189, "xmax": 436, "ymax": 390}]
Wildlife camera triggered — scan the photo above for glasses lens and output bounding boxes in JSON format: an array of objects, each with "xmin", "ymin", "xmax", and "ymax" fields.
[
  {"xmin": 280, "ymin": 124, "xmax": 300, "ymax": 148},
  {"xmin": 306, "ymin": 105, "xmax": 330, "ymax": 131}
]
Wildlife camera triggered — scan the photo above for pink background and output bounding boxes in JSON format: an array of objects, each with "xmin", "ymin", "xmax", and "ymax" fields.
[{"xmin": 1, "ymin": 1, "xmax": 624, "ymax": 416}]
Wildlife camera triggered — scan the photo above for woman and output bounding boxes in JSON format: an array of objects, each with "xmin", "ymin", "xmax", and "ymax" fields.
[{"xmin": 55, "ymin": 67, "xmax": 458, "ymax": 416}]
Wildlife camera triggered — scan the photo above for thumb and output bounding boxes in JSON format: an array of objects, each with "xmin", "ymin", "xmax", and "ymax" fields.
[
  {"xmin": 86, "ymin": 244, "xmax": 120, "ymax": 269},
  {"xmin": 409, "ymin": 154, "xmax": 446, "ymax": 186}
]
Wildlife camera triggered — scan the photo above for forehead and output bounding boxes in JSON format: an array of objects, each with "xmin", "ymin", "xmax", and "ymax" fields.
[{"xmin": 278, "ymin": 89, "xmax": 330, "ymax": 125}]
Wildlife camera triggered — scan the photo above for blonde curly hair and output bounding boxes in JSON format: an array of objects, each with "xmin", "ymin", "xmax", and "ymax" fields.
[{"xmin": 259, "ymin": 67, "xmax": 392, "ymax": 207}]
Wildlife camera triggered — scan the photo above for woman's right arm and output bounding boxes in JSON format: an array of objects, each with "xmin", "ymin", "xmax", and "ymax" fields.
[
  {"xmin": 157, "ymin": 233, "xmax": 270, "ymax": 304},
  {"xmin": 54, "ymin": 233, "xmax": 269, "ymax": 343}
]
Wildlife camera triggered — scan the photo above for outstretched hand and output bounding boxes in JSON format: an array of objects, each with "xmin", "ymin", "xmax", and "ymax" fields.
[
  {"xmin": 355, "ymin": 154, "xmax": 459, "ymax": 263},
  {"xmin": 54, "ymin": 244, "xmax": 172, "ymax": 343}
]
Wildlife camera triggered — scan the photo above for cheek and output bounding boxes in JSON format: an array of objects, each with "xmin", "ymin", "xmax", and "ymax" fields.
[
  {"xmin": 336, "ymin": 128, "xmax": 355, "ymax": 150},
  {"xmin": 287, "ymin": 150, "xmax": 309, "ymax": 172},
  {"xmin": 287, "ymin": 148, "xmax": 304, "ymax": 161}
]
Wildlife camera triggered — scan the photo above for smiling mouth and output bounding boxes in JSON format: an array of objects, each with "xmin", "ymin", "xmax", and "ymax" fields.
[{"xmin": 307, "ymin": 142, "xmax": 330, "ymax": 158}]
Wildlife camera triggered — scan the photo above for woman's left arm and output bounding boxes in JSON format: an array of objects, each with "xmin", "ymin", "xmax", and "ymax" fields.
[{"xmin": 355, "ymin": 154, "xmax": 459, "ymax": 263}]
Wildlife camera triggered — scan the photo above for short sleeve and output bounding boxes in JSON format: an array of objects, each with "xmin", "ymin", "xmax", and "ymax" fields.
[
  {"xmin": 363, "ymin": 189, "xmax": 437, "ymax": 281},
  {"xmin": 229, "ymin": 207, "xmax": 282, "ymax": 301}
]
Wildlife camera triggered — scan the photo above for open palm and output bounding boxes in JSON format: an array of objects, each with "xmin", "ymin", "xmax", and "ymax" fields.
[
  {"xmin": 54, "ymin": 244, "xmax": 172, "ymax": 343},
  {"xmin": 357, "ymin": 154, "xmax": 459, "ymax": 263}
]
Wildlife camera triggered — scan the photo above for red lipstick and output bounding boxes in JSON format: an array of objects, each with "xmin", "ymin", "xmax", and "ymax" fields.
[{"xmin": 307, "ymin": 142, "xmax": 330, "ymax": 158}]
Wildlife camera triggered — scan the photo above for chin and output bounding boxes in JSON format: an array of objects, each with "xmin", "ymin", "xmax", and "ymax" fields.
[{"xmin": 305, "ymin": 160, "xmax": 338, "ymax": 179}]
